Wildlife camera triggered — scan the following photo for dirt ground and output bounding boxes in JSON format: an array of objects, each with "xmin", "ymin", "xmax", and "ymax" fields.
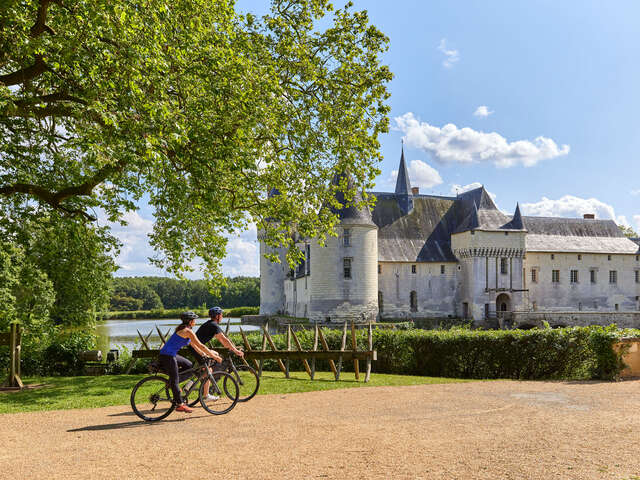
[{"xmin": 2, "ymin": 379, "xmax": 640, "ymax": 479}]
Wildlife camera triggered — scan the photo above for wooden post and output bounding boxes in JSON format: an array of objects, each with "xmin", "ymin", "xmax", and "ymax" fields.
[
  {"xmin": 155, "ymin": 325, "xmax": 168, "ymax": 345},
  {"xmin": 290, "ymin": 328, "xmax": 312, "ymax": 378},
  {"xmin": 317, "ymin": 328, "xmax": 338, "ymax": 378},
  {"xmin": 337, "ymin": 322, "xmax": 347, "ymax": 380},
  {"xmin": 259, "ymin": 322, "xmax": 268, "ymax": 377},
  {"xmin": 8, "ymin": 323, "xmax": 23, "ymax": 389},
  {"xmin": 240, "ymin": 327, "xmax": 260, "ymax": 371},
  {"xmin": 365, "ymin": 321, "xmax": 373, "ymax": 383},
  {"xmin": 285, "ymin": 325, "xmax": 291, "ymax": 378},
  {"xmin": 351, "ymin": 321, "xmax": 360, "ymax": 381},
  {"xmin": 225, "ymin": 318, "xmax": 231, "ymax": 335},
  {"xmin": 311, "ymin": 324, "xmax": 318, "ymax": 380},
  {"xmin": 263, "ymin": 325, "xmax": 287, "ymax": 376},
  {"xmin": 136, "ymin": 329, "xmax": 152, "ymax": 351}
]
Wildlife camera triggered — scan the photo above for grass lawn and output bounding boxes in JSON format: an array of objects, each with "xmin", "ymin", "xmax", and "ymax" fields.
[{"xmin": 0, "ymin": 372, "xmax": 474, "ymax": 414}]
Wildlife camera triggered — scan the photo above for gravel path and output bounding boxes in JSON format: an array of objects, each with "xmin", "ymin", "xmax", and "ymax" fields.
[{"xmin": 2, "ymin": 379, "xmax": 640, "ymax": 479}]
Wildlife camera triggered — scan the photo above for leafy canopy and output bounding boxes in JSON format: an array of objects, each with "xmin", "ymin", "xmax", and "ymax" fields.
[{"xmin": 1, "ymin": 0, "xmax": 392, "ymax": 281}]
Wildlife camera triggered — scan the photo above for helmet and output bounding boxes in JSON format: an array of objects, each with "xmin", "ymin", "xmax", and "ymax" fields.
[
  {"xmin": 209, "ymin": 306, "xmax": 223, "ymax": 316},
  {"xmin": 180, "ymin": 311, "xmax": 199, "ymax": 322}
]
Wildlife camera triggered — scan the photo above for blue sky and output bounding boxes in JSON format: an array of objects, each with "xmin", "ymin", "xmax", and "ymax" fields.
[{"xmin": 110, "ymin": 0, "xmax": 640, "ymax": 278}]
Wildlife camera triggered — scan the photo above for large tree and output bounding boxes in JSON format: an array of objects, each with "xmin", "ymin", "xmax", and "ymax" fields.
[{"xmin": 1, "ymin": 0, "xmax": 392, "ymax": 282}]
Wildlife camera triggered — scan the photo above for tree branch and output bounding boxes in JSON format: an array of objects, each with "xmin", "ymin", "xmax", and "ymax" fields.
[
  {"xmin": 0, "ymin": 55, "xmax": 47, "ymax": 86},
  {"xmin": 0, "ymin": 159, "xmax": 128, "ymax": 217},
  {"xmin": 30, "ymin": 0, "xmax": 61, "ymax": 38}
]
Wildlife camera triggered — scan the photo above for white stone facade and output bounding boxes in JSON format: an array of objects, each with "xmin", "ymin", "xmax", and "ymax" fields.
[{"xmin": 259, "ymin": 155, "xmax": 640, "ymax": 326}]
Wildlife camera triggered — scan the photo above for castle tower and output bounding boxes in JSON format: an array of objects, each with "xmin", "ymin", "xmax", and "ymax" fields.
[
  {"xmin": 259, "ymin": 188, "xmax": 287, "ymax": 315},
  {"xmin": 308, "ymin": 174, "xmax": 378, "ymax": 323}
]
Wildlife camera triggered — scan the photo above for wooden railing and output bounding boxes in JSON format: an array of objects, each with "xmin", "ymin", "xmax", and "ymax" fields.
[{"xmin": 128, "ymin": 320, "xmax": 377, "ymax": 382}]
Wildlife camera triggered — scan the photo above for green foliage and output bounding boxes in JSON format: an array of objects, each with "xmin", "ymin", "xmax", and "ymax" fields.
[
  {"xmin": 224, "ymin": 325, "xmax": 629, "ymax": 380},
  {"xmin": 16, "ymin": 327, "xmax": 97, "ymax": 376},
  {"xmin": 109, "ymin": 276, "xmax": 259, "ymax": 311},
  {"xmin": 619, "ymin": 224, "xmax": 638, "ymax": 238},
  {"xmin": 1, "ymin": 0, "xmax": 392, "ymax": 282}
]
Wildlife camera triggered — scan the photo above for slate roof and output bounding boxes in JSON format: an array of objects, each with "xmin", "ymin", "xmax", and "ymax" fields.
[
  {"xmin": 369, "ymin": 186, "xmax": 636, "ymax": 260},
  {"xmin": 328, "ymin": 173, "xmax": 375, "ymax": 227}
]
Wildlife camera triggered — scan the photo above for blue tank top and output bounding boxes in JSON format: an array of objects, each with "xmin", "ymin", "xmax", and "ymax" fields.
[{"xmin": 159, "ymin": 331, "xmax": 191, "ymax": 357}]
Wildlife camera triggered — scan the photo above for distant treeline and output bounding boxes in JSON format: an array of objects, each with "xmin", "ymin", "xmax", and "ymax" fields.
[{"xmin": 110, "ymin": 276, "xmax": 259, "ymax": 311}]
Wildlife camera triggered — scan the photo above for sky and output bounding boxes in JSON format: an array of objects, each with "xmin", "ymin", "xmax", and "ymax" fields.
[{"xmin": 108, "ymin": 0, "xmax": 640, "ymax": 279}]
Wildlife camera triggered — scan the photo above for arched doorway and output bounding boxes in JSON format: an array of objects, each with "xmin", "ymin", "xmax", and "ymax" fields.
[{"xmin": 496, "ymin": 293, "xmax": 510, "ymax": 316}]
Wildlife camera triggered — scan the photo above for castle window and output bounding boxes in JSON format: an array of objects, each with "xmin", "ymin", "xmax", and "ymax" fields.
[
  {"xmin": 552, "ymin": 270, "xmax": 560, "ymax": 283},
  {"xmin": 578, "ymin": 302, "xmax": 582, "ymax": 311},
  {"xmin": 378, "ymin": 291, "xmax": 383, "ymax": 313},
  {"xmin": 609, "ymin": 270, "xmax": 617, "ymax": 284},
  {"xmin": 615, "ymin": 303, "xmax": 619, "ymax": 311},
  {"xmin": 636, "ymin": 270, "xmax": 639, "ymax": 283},
  {"xmin": 608, "ymin": 255, "xmax": 612, "ymax": 261},
  {"xmin": 505, "ymin": 231, "xmax": 509, "ymax": 236},
  {"xmin": 532, "ymin": 301, "xmax": 537, "ymax": 311},
  {"xmin": 343, "ymin": 258, "xmax": 352, "ymax": 279},
  {"xmin": 343, "ymin": 229, "xmax": 351, "ymax": 247},
  {"xmin": 500, "ymin": 258, "xmax": 508, "ymax": 274},
  {"xmin": 593, "ymin": 301, "xmax": 598, "ymax": 309},
  {"xmin": 578, "ymin": 254, "xmax": 582, "ymax": 261},
  {"xmin": 305, "ymin": 244, "xmax": 311, "ymax": 275},
  {"xmin": 440, "ymin": 265, "xmax": 445, "ymax": 275},
  {"xmin": 590, "ymin": 269, "xmax": 597, "ymax": 284},
  {"xmin": 410, "ymin": 291, "xmax": 418, "ymax": 312},
  {"xmin": 570, "ymin": 270, "xmax": 578, "ymax": 284},
  {"xmin": 636, "ymin": 255, "xmax": 639, "ymax": 261},
  {"xmin": 531, "ymin": 269, "xmax": 538, "ymax": 283},
  {"xmin": 378, "ymin": 264, "xmax": 381, "ymax": 274},
  {"xmin": 551, "ymin": 254, "xmax": 555, "ymax": 260},
  {"xmin": 411, "ymin": 264, "xmax": 416, "ymax": 274}
]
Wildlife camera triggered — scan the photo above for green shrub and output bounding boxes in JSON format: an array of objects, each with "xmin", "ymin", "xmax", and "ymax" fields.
[{"xmin": 223, "ymin": 325, "xmax": 629, "ymax": 381}]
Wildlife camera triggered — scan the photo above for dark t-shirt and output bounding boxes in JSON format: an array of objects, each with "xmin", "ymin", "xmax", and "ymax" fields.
[{"xmin": 195, "ymin": 319, "xmax": 223, "ymax": 344}]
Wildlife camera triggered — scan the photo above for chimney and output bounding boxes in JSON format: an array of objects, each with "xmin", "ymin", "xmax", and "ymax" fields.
[
  {"xmin": 583, "ymin": 213, "xmax": 595, "ymax": 219},
  {"xmin": 411, "ymin": 187, "xmax": 420, "ymax": 195}
]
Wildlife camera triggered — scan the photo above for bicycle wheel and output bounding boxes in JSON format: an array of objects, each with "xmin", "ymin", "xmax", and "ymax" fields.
[
  {"xmin": 182, "ymin": 379, "xmax": 200, "ymax": 407},
  {"xmin": 225, "ymin": 365, "xmax": 259, "ymax": 402},
  {"xmin": 199, "ymin": 371, "xmax": 239, "ymax": 415},
  {"xmin": 131, "ymin": 376, "xmax": 175, "ymax": 421}
]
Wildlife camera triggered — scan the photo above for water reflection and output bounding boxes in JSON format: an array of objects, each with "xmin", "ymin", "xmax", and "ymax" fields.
[{"xmin": 95, "ymin": 318, "xmax": 258, "ymax": 352}]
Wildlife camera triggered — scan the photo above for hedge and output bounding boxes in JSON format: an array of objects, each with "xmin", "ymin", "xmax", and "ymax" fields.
[{"xmin": 221, "ymin": 325, "xmax": 629, "ymax": 381}]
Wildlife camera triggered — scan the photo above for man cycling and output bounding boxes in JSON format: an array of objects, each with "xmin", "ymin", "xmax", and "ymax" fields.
[{"xmin": 189, "ymin": 306, "xmax": 244, "ymax": 399}]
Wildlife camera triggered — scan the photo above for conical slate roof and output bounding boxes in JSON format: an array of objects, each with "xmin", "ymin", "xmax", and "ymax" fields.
[
  {"xmin": 510, "ymin": 203, "xmax": 525, "ymax": 229},
  {"xmin": 395, "ymin": 146, "xmax": 412, "ymax": 195},
  {"xmin": 329, "ymin": 173, "xmax": 375, "ymax": 226}
]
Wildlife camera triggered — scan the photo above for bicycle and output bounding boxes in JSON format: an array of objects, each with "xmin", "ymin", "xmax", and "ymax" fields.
[
  {"xmin": 186, "ymin": 352, "xmax": 259, "ymax": 407},
  {"xmin": 130, "ymin": 357, "xmax": 239, "ymax": 422}
]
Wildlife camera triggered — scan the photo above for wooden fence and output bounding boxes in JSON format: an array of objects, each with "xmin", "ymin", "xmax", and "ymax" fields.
[
  {"xmin": 1, "ymin": 322, "xmax": 23, "ymax": 389},
  {"xmin": 128, "ymin": 320, "xmax": 377, "ymax": 382}
]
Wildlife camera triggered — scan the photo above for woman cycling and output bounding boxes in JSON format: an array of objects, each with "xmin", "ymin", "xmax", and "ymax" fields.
[{"xmin": 158, "ymin": 311, "xmax": 222, "ymax": 413}]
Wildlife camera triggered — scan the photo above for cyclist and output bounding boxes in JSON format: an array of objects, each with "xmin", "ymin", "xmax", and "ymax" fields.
[
  {"xmin": 158, "ymin": 311, "xmax": 222, "ymax": 413},
  {"xmin": 189, "ymin": 306, "xmax": 244, "ymax": 399}
]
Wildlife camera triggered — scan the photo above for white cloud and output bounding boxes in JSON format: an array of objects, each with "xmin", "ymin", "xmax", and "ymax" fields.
[
  {"xmin": 473, "ymin": 106, "xmax": 493, "ymax": 118},
  {"xmin": 634, "ymin": 215, "xmax": 640, "ymax": 232},
  {"xmin": 631, "ymin": 189, "xmax": 640, "ymax": 196},
  {"xmin": 520, "ymin": 195, "xmax": 626, "ymax": 225},
  {"xmin": 103, "ymin": 210, "xmax": 259, "ymax": 278},
  {"xmin": 390, "ymin": 159, "xmax": 443, "ymax": 189},
  {"xmin": 395, "ymin": 112, "xmax": 570, "ymax": 168},
  {"xmin": 448, "ymin": 183, "xmax": 497, "ymax": 202},
  {"xmin": 438, "ymin": 38, "xmax": 459, "ymax": 68}
]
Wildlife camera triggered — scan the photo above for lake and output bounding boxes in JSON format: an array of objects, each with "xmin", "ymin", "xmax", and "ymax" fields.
[{"xmin": 95, "ymin": 318, "xmax": 260, "ymax": 353}]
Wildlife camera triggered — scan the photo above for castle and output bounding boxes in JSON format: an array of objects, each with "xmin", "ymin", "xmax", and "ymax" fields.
[{"xmin": 259, "ymin": 149, "xmax": 640, "ymax": 328}]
